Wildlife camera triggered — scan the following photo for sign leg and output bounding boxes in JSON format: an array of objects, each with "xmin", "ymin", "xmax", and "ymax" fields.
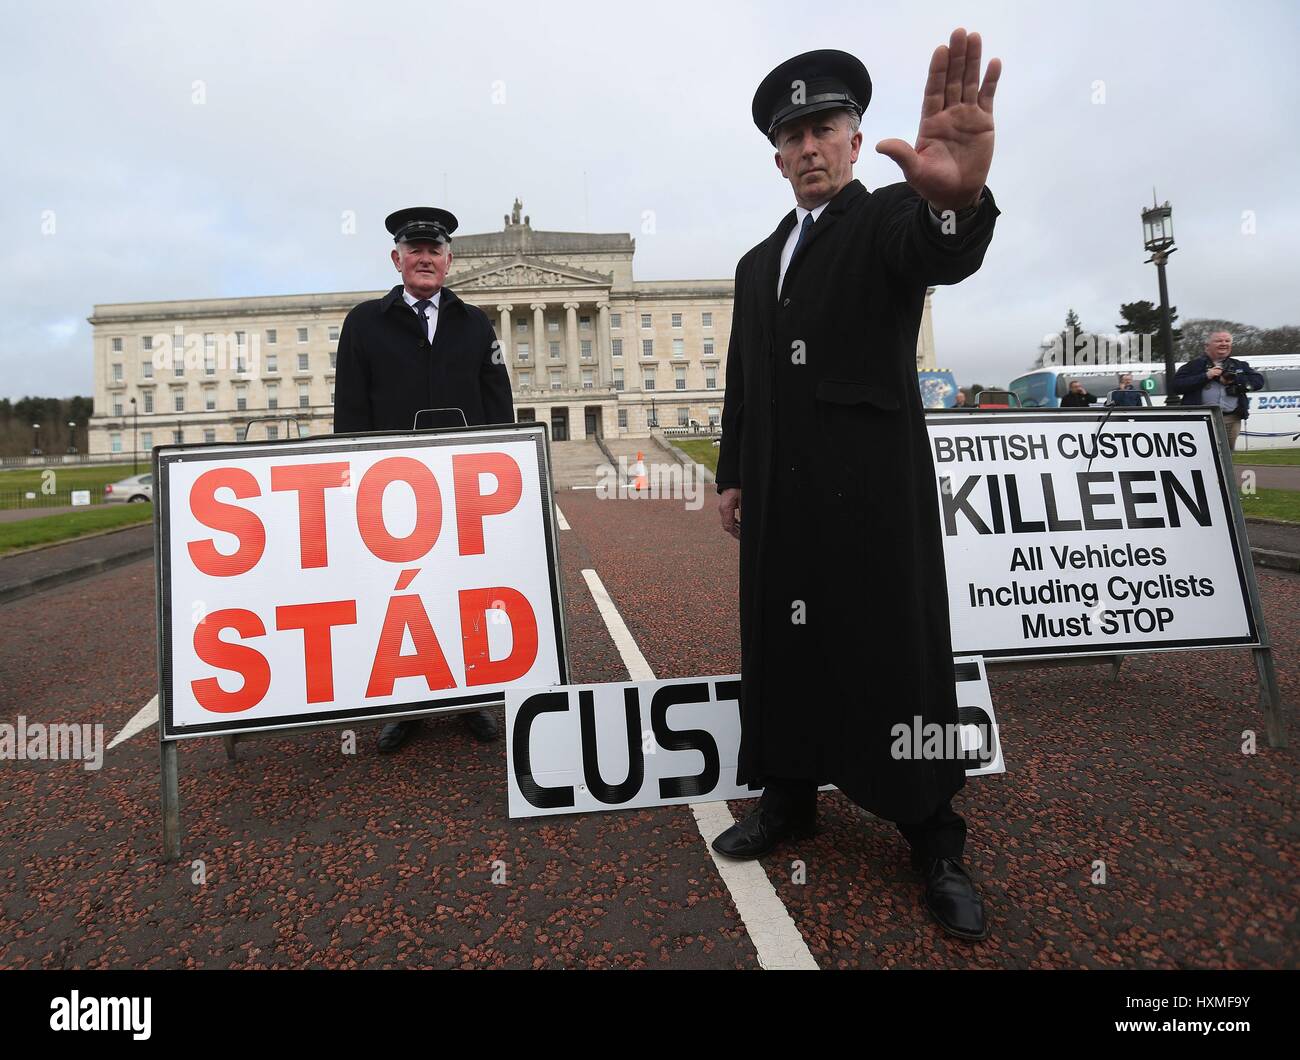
[
  {"xmin": 1110, "ymin": 655, "xmax": 1124, "ymax": 682},
  {"xmin": 222, "ymin": 735, "xmax": 238, "ymax": 761},
  {"xmin": 1253, "ymin": 647, "xmax": 1288, "ymax": 748},
  {"xmin": 160, "ymin": 739, "xmax": 181, "ymax": 861}
]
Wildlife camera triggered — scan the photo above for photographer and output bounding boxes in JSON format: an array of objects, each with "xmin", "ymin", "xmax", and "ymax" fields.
[{"xmin": 1172, "ymin": 331, "xmax": 1264, "ymax": 449}]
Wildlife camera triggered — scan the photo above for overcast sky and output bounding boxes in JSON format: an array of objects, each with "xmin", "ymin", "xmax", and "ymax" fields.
[{"xmin": 2, "ymin": 0, "xmax": 1297, "ymax": 399}]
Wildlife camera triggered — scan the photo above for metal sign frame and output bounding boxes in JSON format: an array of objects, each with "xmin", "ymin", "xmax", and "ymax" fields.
[
  {"xmin": 927, "ymin": 406, "xmax": 1286, "ymax": 749},
  {"xmin": 153, "ymin": 420, "xmax": 571, "ymax": 858}
]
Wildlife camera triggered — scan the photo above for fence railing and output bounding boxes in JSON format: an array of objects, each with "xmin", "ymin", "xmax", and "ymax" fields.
[{"xmin": 0, "ymin": 489, "xmax": 109, "ymax": 510}]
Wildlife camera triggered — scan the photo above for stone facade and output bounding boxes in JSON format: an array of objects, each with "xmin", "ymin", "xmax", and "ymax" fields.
[{"xmin": 87, "ymin": 203, "xmax": 937, "ymax": 455}]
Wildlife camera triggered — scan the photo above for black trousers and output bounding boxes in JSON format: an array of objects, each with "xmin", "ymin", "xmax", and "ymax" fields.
[{"xmin": 760, "ymin": 776, "xmax": 966, "ymax": 862}]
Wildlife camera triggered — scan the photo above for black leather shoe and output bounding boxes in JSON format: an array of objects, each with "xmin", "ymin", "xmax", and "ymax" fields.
[
  {"xmin": 711, "ymin": 805, "xmax": 815, "ymax": 860},
  {"xmin": 462, "ymin": 709, "xmax": 500, "ymax": 742},
  {"xmin": 377, "ymin": 719, "xmax": 418, "ymax": 753},
  {"xmin": 914, "ymin": 856, "xmax": 989, "ymax": 941}
]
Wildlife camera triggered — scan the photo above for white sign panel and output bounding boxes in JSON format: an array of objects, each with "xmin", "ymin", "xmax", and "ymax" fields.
[
  {"xmin": 70, "ymin": 489, "xmax": 90, "ymax": 506},
  {"xmin": 928, "ymin": 409, "xmax": 1257, "ymax": 660},
  {"xmin": 506, "ymin": 667, "xmax": 1002, "ymax": 819},
  {"xmin": 156, "ymin": 424, "xmax": 567, "ymax": 738}
]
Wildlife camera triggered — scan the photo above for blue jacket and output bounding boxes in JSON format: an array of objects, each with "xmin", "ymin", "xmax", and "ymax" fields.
[{"xmin": 1172, "ymin": 355, "xmax": 1264, "ymax": 419}]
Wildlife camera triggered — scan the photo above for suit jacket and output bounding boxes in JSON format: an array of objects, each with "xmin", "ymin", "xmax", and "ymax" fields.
[
  {"xmin": 716, "ymin": 178, "xmax": 999, "ymax": 822},
  {"xmin": 333, "ymin": 284, "xmax": 513, "ymax": 433},
  {"xmin": 1172, "ymin": 355, "xmax": 1264, "ymax": 419}
]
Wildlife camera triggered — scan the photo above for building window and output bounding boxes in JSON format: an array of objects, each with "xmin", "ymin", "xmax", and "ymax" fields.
[
  {"xmin": 112, "ymin": 338, "xmax": 123, "ymax": 353},
  {"xmin": 610, "ymin": 313, "xmax": 621, "ymax": 329},
  {"xmin": 173, "ymin": 355, "xmax": 184, "ymax": 378},
  {"xmin": 579, "ymin": 315, "xmax": 591, "ymax": 328},
  {"xmin": 112, "ymin": 398, "xmax": 123, "ymax": 416},
  {"xmin": 267, "ymin": 353, "xmax": 278, "ymax": 373},
  {"xmin": 266, "ymin": 328, "xmax": 277, "ymax": 345},
  {"xmin": 678, "ymin": 407, "xmax": 689, "ymax": 426},
  {"xmin": 547, "ymin": 320, "xmax": 560, "ymax": 333},
  {"xmin": 267, "ymin": 384, "xmax": 278, "ymax": 410},
  {"xmin": 643, "ymin": 371, "xmax": 656, "ymax": 391},
  {"xmin": 236, "ymin": 331, "xmax": 246, "ymax": 348},
  {"xmin": 204, "ymin": 390, "xmax": 216, "ymax": 411},
  {"xmin": 328, "ymin": 325, "xmax": 340, "ymax": 341},
  {"xmin": 329, "ymin": 350, "xmax": 336, "ymax": 370},
  {"xmin": 203, "ymin": 429, "xmax": 216, "ymax": 444},
  {"xmin": 110, "ymin": 432, "xmax": 122, "ymax": 452},
  {"xmin": 580, "ymin": 339, "xmax": 592, "ymax": 359},
  {"xmin": 112, "ymin": 363, "xmax": 123, "ymax": 382},
  {"xmin": 204, "ymin": 332, "xmax": 215, "ymax": 351},
  {"xmin": 642, "ymin": 339, "xmax": 653, "ymax": 358},
  {"xmin": 235, "ymin": 354, "xmax": 247, "ymax": 374},
  {"xmin": 519, "ymin": 372, "xmax": 531, "ymax": 388},
  {"xmin": 297, "ymin": 327, "xmax": 308, "ymax": 343},
  {"xmin": 671, "ymin": 313, "xmax": 682, "ymax": 328},
  {"xmin": 549, "ymin": 341, "xmax": 561, "ymax": 359},
  {"xmin": 173, "ymin": 429, "xmax": 183, "ymax": 444},
  {"xmin": 675, "ymin": 365, "xmax": 687, "ymax": 390},
  {"xmin": 204, "ymin": 352, "xmax": 216, "ymax": 376},
  {"xmin": 581, "ymin": 369, "xmax": 593, "ymax": 389},
  {"xmin": 174, "ymin": 392, "xmax": 185, "ymax": 413},
  {"xmin": 702, "ymin": 312, "xmax": 713, "ymax": 328},
  {"xmin": 673, "ymin": 339, "xmax": 684, "ymax": 358},
  {"xmin": 517, "ymin": 343, "xmax": 530, "ymax": 361},
  {"xmin": 516, "ymin": 318, "xmax": 528, "ymax": 333},
  {"xmin": 706, "ymin": 371, "xmax": 717, "ymax": 389},
  {"xmin": 142, "ymin": 335, "xmax": 153, "ymax": 351},
  {"xmin": 550, "ymin": 371, "xmax": 563, "ymax": 390},
  {"xmin": 641, "ymin": 314, "xmax": 652, "ymax": 329},
  {"xmin": 143, "ymin": 392, "xmax": 154, "ymax": 413},
  {"xmin": 704, "ymin": 339, "xmax": 714, "ymax": 357},
  {"xmin": 142, "ymin": 431, "xmax": 153, "ymax": 450},
  {"xmin": 709, "ymin": 406, "xmax": 720, "ymax": 426},
  {"xmin": 236, "ymin": 387, "xmax": 247, "ymax": 412},
  {"xmin": 266, "ymin": 426, "xmax": 279, "ymax": 441},
  {"xmin": 141, "ymin": 361, "xmax": 153, "ymax": 379},
  {"xmin": 298, "ymin": 383, "xmax": 310, "ymax": 408},
  {"xmin": 613, "ymin": 369, "xmax": 624, "ymax": 391},
  {"xmin": 618, "ymin": 409, "xmax": 628, "ymax": 428},
  {"xmin": 298, "ymin": 352, "xmax": 309, "ymax": 371}
]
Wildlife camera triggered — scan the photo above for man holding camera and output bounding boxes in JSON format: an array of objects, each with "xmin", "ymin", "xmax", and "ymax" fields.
[{"xmin": 1172, "ymin": 331, "xmax": 1264, "ymax": 449}]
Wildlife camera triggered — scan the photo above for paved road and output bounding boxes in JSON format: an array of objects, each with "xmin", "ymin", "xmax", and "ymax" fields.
[
  {"xmin": 1234, "ymin": 463, "xmax": 1300, "ymax": 492},
  {"xmin": 0, "ymin": 490, "xmax": 1295, "ymax": 969}
]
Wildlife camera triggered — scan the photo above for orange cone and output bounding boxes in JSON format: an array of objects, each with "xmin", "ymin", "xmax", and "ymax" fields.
[{"xmin": 633, "ymin": 452, "xmax": 647, "ymax": 494}]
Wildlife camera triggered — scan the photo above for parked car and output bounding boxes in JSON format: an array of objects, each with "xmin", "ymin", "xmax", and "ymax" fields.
[{"xmin": 104, "ymin": 473, "xmax": 153, "ymax": 503}]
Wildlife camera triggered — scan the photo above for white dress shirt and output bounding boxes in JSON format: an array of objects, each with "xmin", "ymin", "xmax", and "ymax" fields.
[
  {"xmin": 777, "ymin": 201, "xmax": 829, "ymax": 298},
  {"xmin": 402, "ymin": 287, "xmax": 442, "ymax": 344}
]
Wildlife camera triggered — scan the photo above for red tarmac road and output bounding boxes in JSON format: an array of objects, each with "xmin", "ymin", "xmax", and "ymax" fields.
[{"xmin": 0, "ymin": 489, "xmax": 1296, "ymax": 969}]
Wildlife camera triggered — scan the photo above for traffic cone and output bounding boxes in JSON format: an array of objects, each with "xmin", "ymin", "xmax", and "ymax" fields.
[{"xmin": 632, "ymin": 452, "xmax": 647, "ymax": 495}]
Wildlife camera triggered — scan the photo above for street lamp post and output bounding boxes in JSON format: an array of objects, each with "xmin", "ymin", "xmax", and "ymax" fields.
[
  {"xmin": 67, "ymin": 421, "xmax": 77, "ymax": 455},
  {"xmin": 130, "ymin": 397, "xmax": 138, "ymax": 474},
  {"xmin": 648, "ymin": 396, "xmax": 658, "ymax": 429},
  {"xmin": 1141, "ymin": 195, "xmax": 1177, "ymax": 400},
  {"xmin": 31, "ymin": 423, "xmax": 41, "ymax": 456}
]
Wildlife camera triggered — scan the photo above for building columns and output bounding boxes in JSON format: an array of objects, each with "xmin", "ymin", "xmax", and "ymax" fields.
[
  {"xmin": 496, "ymin": 304, "xmax": 513, "ymax": 363},
  {"xmin": 563, "ymin": 302, "xmax": 580, "ymax": 386},
  {"xmin": 596, "ymin": 301, "xmax": 611, "ymax": 388},
  {"xmin": 530, "ymin": 303, "xmax": 546, "ymax": 384}
]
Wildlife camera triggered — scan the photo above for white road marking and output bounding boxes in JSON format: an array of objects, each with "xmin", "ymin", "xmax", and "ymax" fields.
[
  {"xmin": 555, "ymin": 505, "xmax": 570, "ymax": 530},
  {"xmin": 579, "ymin": 567, "xmax": 817, "ymax": 971},
  {"xmin": 108, "ymin": 695, "xmax": 158, "ymax": 749}
]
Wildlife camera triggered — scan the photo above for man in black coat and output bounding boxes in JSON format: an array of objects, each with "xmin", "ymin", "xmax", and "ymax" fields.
[
  {"xmin": 713, "ymin": 33, "xmax": 1002, "ymax": 941},
  {"xmin": 333, "ymin": 206, "xmax": 515, "ymax": 751},
  {"xmin": 1172, "ymin": 331, "xmax": 1264, "ymax": 449}
]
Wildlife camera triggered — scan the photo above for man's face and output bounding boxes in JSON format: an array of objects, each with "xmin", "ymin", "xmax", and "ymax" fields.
[
  {"xmin": 1069, "ymin": 381, "xmax": 1084, "ymax": 394},
  {"xmin": 392, "ymin": 240, "xmax": 452, "ymax": 296},
  {"xmin": 1120, "ymin": 374, "xmax": 1133, "ymax": 388},
  {"xmin": 773, "ymin": 109, "xmax": 862, "ymax": 209},
  {"xmin": 1207, "ymin": 332, "xmax": 1233, "ymax": 361}
]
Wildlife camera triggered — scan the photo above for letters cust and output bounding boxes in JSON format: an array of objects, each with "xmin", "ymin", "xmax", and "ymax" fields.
[{"xmin": 184, "ymin": 453, "xmax": 537, "ymax": 713}]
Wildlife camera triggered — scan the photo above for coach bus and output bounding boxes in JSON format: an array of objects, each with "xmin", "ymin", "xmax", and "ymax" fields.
[{"xmin": 1006, "ymin": 355, "xmax": 1300, "ymax": 451}]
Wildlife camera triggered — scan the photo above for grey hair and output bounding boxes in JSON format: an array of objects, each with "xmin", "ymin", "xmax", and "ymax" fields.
[{"xmin": 770, "ymin": 106, "xmax": 861, "ymax": 146}]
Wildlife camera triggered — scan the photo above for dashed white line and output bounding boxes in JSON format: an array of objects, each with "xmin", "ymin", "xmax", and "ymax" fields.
[
  {"xmin": 555, "ymin": 504, "xmax": 570, "ymax": 530},
  {"xmin": 108, "ymin": 695, "xmax": 158, "ymax": 749},
  {"xmin": 579, "ymin": 567, "xmax": 817, "ymax": 971}
]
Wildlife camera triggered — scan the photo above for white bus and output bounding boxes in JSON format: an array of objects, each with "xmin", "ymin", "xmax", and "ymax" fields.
[{"xmin": 1007, "ymin": 355, "xmax": 1300, "ymax": 451}]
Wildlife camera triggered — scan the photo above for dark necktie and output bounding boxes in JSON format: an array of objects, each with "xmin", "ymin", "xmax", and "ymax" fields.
[
  {"xmin": 413, "ymin": 298, "xmax": 432, "ymax": 343},
  {"xmin": 790, "ymin": 211, "xmax": 816, "ymax": 267}
]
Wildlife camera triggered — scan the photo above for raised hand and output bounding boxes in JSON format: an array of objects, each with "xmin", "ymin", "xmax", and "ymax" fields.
[{"xmin": 875, "ymin": 28, "xmax": 1001, "ymax": 213}]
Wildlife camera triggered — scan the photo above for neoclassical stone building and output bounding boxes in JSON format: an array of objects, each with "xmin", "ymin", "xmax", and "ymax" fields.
[{"xmin": 87, "ymin": 202, "xmax": 937, "ymax": 455}]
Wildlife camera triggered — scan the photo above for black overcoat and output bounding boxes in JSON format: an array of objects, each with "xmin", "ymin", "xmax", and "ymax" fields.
[
  {"xmin": 716, "ymin": 178, "xmax": 999, "ymax": 824},
  {"xmin": 333, "ymin": 284, "xmax": 514, "ymax": 433}
]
